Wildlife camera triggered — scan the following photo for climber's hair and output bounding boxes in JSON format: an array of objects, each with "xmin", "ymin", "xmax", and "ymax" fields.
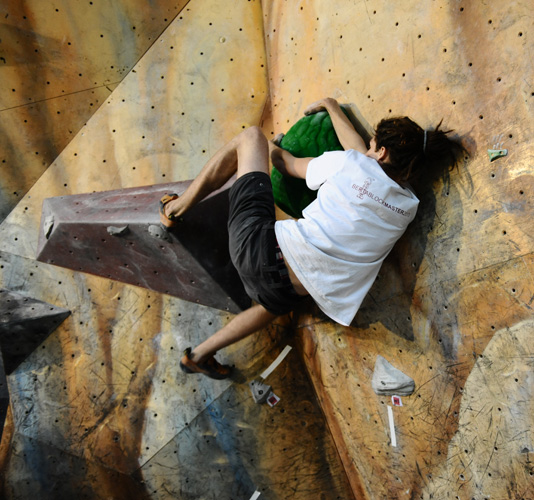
[{"xmin": 374, "ymin": 117, "xmax": 464, "ymax": 183}]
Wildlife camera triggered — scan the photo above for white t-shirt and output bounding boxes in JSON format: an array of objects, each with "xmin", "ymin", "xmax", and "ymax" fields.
[{"xmin": 274, "ymin": 149, "xmax": 420, "ymax": 326}]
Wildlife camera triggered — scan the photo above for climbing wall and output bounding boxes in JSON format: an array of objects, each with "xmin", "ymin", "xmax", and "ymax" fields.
[
  {"xmin": 261, "ymin": 0, "xmax": 534, "ymax": 499},
  {"xmin": 1, "ymin": 0, "xmax": 533, "ymax": 499},
  {"xmin": 0, "ymin": 0, "xmax": 353, "ymax": 498},
  {"xmin": 0, "ymin": 0, "xmax": 190, "ymax": 222}
]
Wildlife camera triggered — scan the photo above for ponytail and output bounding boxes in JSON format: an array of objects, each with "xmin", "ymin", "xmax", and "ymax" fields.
[{"xmin": 374, "ymin": 117, "xmax": 464, "ymax": 184}]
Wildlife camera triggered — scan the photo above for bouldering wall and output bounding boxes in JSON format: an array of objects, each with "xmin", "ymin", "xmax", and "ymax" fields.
[
  {"xmin": 0, "ymin": 0, "xmax": 190, "ymax": 222},
  {"xmin": 1, "ymin": 0, "xmax": 534, "ymax": 499},
  {"xmin": 0, "ymin": 0, "xmax": 353, "ymax": 498},
  {"xmin": 261, "ymin": 1, "xmax": 534, "ymax": 499}
]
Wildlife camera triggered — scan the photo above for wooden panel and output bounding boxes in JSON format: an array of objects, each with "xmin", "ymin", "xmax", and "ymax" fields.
[
  {"xmin": 0, "ymin": 246, "xmax": 351, "ymax": 496},
  {"xmin": 421, "ymin": 319, "xmax": 534, "ymax": 499},
  {"xmin": 296, "ymin": 252, "xmax": 534, "ymax": 498},
  {"xmin": 1, "ymin": 0, "xmax": 533, "ymax": 498},
  {"xmin": 139, "ymin": 354, "xmax": 354, "ymax": 499},
  {"xmin": 2, "ymin": 433, "xmax": 149, "ymax": 499},
  {"xmin": 295, "ymin": 317, "xmax": 460, "ymax": 499},
  {"xmin": 0, "ymin": 0, "xmax": 189, "ymax": 108},
  {"xmin": 0, "ymin": 1, "xmax": 352, "ymax": 497},
  {"xmin": 0, "ymin": 88, "xmax": 111, "ymax": 221},
  {"xmin": 0, "ymin": 250, "xmax": 287, "ymax": 475},
  {"xmin": 0, "ymin": 0, "xmax": 268, "ymax": 261},
  {"xmin": 261, "ymin": 0, "xmax": 534, "ymax": 498},
  {"xmin": 0, "ymin": 0, "xmax": 189, "ymax": 221},
  {"xmin": 0, "ymin": 356, "xmax": 8, "ymax": 444}
]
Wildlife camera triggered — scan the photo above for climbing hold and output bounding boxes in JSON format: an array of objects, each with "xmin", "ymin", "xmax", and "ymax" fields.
[
  {"xmin": 250, "ymin": 346, "xmax": 292, "ymax": 404},
  {"xmin": 371, "ymin": 355, "xmax": 415, "ymax": 395},
  {"xmin": 271, "ymin": 109, "xmax": 350, "ymax": 218},
  {"xmin": 488, "ymin": 149, "xmax": 508, "ymax": 162},
  {"xmin": 148, "ymin": 224, "xmax": 171, "ymax": 242},
  {"xmin": 107, "ymin": 225, "xmax": 129, "ymax": 236},
  {"xmin": 44, "ymin": 215, "xmax": 55, "ymax": 239},
  {"xmin": 36, "ymin": 181, "xmax": 250, "ymax": 313},
  {"xmin": 249, "ymin": 379, "xmax": 273, "ymax": 404},
  {"xmin": 0, "ymin": 289, "xmax": 71, "ymax": 374}
]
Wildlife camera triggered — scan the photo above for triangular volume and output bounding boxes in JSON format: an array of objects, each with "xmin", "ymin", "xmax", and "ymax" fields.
[
  {"xmin": 0, "ymin": 289, "xmax": 71, "ymax": 374},
  {"xmin": 371, "ymin": 355, "xmax": 415, "ymax": 396},
  {"xmin": 36, "ymin": 181, "xmax": 250, "ymax": 313}
]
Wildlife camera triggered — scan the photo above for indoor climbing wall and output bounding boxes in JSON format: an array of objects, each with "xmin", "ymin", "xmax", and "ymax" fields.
[
  {"xmin": 0, "ymin": 0, "xmax": 353, "ymax": 498},
  {"xmin": 0, "ymin": 0, "xmax": 189, "ymax": 222},
  {"xmin": 261, "ymin": 0, "xmax": 534, "ymax": 499},
  {"xmin": 1, "ymin": 0, "xmax": 534, "ymax": 499}
]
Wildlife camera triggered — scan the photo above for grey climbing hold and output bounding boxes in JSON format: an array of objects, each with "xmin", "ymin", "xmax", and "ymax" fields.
[
  {"xmin": 107, "ymin": 225, "xmax": 129, "ymax": 236},
  {"xmin": 249, "ymin": 379, "xmax": 273, "ymax": 404},
  {"xmin": 44, "ymin": 215, "xmax": 55, "ymax": 239},
  {"xmin": 371, "ymin": 355, "xmax": 415, "ymax": 396},
  {"xmin": 148, "ymin": 224, "xmax": 171, "ymax": 242}
]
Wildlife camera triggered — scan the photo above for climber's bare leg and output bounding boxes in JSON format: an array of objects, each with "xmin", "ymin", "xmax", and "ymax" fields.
[
  {"xmin": 190, "ymin": 304, "xmax": 276, "ymax": 363},
  {"xmin": 165, "ymin": 126, "xmax": 270, "ymax": 219}
]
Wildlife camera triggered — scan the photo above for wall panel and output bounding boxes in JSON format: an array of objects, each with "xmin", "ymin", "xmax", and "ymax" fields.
[
  {"xmin": 0, "ymin": 0, "xmax": 189, "ymax": 221},
  {"xmin": 261, "ymin": 0, "xmax": 534, "ymax": 497}
]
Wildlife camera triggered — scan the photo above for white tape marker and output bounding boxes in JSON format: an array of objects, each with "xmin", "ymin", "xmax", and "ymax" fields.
[
  {"xmin": 260, "ymin": 345, "xmax": 292, "ymax": 380},
  {"xmin": 387, "ymin": 405, "xmax": 397, "ymax": 447},
  {"xmin": 249, "ymin": 490, "xmax": 261, "ymax": 500}
]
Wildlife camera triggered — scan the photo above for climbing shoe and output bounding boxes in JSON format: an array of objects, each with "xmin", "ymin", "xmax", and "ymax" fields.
[
  {"xmin": 179, "ymin": 347, "xmax": 232, "ymax": 380},
  {"xmin": 159, "ymin": 193, "xmax": 180, "ymax": 228}
]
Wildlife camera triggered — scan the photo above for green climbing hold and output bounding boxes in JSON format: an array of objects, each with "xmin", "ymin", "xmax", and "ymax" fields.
[{"xmin": 271, "ymin": 109, "xmax": 348, "ymax": 218}]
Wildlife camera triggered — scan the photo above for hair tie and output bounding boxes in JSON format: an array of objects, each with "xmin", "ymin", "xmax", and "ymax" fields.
[{"xmin": 423, "ymin": 130, "xmax": 428, "ymax": 152}]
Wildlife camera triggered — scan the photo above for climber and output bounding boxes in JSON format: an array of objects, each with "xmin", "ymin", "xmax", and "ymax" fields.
[{"xmin": 159, "ymin": 97, "xmax": 463, "ymax": 379}]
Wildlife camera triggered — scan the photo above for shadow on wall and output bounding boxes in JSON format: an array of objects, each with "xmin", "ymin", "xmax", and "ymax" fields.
[
  {"xmin": 353, "ymin": 135, "xmax": 472, "ymax": 343},
  {"xmin": 0, "ymin": 24, "xmax": 76, "ymax": 223},
  {"xmin": 342, "ymin": 104, "xmax": 374, "ymax": 145}
]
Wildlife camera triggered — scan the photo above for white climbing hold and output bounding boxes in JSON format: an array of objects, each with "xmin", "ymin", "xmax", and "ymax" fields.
[
  {"xmin": 249, "ymin": 345, "xmax": 292, "ymax": 405},
  {"xmin": 44, "ymin": 215, "xmax": 55, "ymax": 239},
  {"xmin": 372, "ymin": 355, "xmax": 415, "ymax": 396},
  {"xmin": 249, "ymin": 379, "xmax": 273, "ymax": 404},
  {"xmin": 148, "ymin": 224, "xmax": 171, "ymax": 242},
  {"xmin": 107, "ymin": 225, "xmax": 129, "ymax": 236}
]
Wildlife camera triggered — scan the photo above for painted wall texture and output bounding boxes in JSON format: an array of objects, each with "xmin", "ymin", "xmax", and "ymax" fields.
[
  {"xmin": 0, "ymin": 0, "xmax": 533, "ymax": 499},
  {"xmin": 261, "ymin": 1, "xmax": 534, "ymax": 498}
]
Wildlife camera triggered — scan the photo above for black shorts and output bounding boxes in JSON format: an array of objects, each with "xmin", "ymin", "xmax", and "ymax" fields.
[{"xmin": 227, "ymin": 171, "xmax": 305, "ymax": 316}]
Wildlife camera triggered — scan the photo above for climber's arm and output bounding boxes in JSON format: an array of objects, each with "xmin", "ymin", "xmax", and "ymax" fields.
[
  {"xmin": 269, "ymin": 142, "xmax": 312, "ymax": 179},
  {"xmin": 303, "ymin": 97, "xmax": 368, "ymax": 154}
]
